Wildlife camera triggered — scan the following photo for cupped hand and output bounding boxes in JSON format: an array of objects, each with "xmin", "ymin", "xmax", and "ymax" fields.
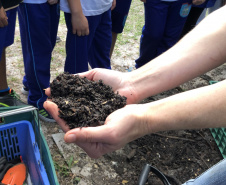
[
  {"xmin": 78, "ymin": 68, "xmax": 138, "ymax": 104},
  {"xmin": 44, "ymin": 100, "xmax": 149, "ymax": 158},
  {"xmin": 0, "ymin": 7, "xmax": 8, "ymax": 27}
]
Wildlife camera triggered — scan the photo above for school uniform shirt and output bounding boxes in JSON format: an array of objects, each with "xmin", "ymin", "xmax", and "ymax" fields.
[{"xmin": 60, "ymin": 0, "xmax": 113, "ymax": 16}]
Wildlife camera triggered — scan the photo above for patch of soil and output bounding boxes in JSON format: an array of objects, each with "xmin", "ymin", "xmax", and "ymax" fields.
[{"xmin": 49, "ymin": 72, "xmax": 127, "ymax": 129}]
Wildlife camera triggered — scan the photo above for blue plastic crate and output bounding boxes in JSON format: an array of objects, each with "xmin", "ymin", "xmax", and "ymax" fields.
[{"xmin": 0, "ymin": 120, "xmax": 50, "ymax": 185}]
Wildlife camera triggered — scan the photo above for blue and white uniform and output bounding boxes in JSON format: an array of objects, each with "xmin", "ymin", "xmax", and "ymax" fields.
[
  {"xmin": 135, "ymin": 0, "xmax": 192, "ymax": 68},
  {"xmin": 18, "ymin": 0, "xmax": 60, "ymax": 109},
  {"xmin": 111, "ymin": 0, "xmax": 132, "ymax": 33},
  {"xmin": 60, "ymin": 0, "xmax": 113, "ymax": 74}
]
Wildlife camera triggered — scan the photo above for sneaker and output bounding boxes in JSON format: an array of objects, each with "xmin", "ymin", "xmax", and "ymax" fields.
[
  {"xmin": 0, "ymin": 89, "xmax": 27, "ymax": 107},
  {"xmin": 38, "ymin": 108, "xmax": 56, "ymax": 123},
  {"xmin": 21, "ymin": 86, "xmax": 29, "ymax": 95},
  {"xmin": 56, "ymin": 36, "xmax": 61, "ymax": 43}
]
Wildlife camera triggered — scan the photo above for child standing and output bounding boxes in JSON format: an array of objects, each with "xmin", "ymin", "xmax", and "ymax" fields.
[
  {"xmin": 110, "ymin": 0, "xmax": 132, "ymax": 58},
  {"xmin": 18, "ymin": 0, "xmax": 60, "ymax": 122},
  {"xmin": 60, "ymin": 0, "xmax": 116, "ymax": 74},
  {"xmin": 0, "ymin": 0, "xmax": 26, "ymax": 107},
  {"xmin": 135, "ymin": 0, "xmax": 205, "ymax": 68}
]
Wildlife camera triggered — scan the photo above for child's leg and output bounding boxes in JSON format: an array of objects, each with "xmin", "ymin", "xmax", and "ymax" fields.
[
  {"xmin": 0, "ymin": 49, "xmax": 7, "ymax": 90},
  {"xmin": 135, "ymin": 0, "xmax": 169, "ymax": 68},
  {"xmin": 182, "ymin": 158, "xmax": 226, "ymax": 185},
  {"xmin": 0, "ymin": 8, "xmax": 17, "ymax": 91},
  {"xmin": 64, "ymin": 12, "xmax": 89, "ymax": 74},
  {"xmin": 88, "ymin": 9, "xmax": 112, "ymax": 69},
  {"xmin": 18, "ymin": 3, "xmax": 59, "ymax": 109},
  {"xmin": 157, "ymin": 0, "xmax": 192, "ymax": 56},
  {"xmin": 111, "ymin": 0, "xmax": 132, "ymax": 57}
]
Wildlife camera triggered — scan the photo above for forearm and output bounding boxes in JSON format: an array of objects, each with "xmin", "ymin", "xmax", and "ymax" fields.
[
  {"xmin": 128, "ymin": 6, "xmax": 226, "ymax": 102},
  {"xmin": 67, "ymin": 0, "xmax": 83, "ymax": 14},
  {"xmin": 143, "ymin": 80, "xmax": 226, "ymax": 134}
]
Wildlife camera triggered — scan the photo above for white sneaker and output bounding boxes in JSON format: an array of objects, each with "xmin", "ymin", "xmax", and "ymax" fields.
[{"xmin": 21, "ymin": 86, "xmax": 29, "ymax": 95}]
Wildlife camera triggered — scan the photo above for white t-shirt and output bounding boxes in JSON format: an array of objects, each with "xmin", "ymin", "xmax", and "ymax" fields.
[
  {"xmin": 60, "ymin": 0, "xmax": 113, "ymax": 16},
  {"xmin": 23, "ymin": 0, "xmax": 47, "ymax": 3}
]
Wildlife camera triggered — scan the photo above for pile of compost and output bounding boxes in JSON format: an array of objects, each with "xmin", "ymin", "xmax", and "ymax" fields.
[{"xmin": 49, "ymin": 73, "xmax": 127, "ymax": 129}]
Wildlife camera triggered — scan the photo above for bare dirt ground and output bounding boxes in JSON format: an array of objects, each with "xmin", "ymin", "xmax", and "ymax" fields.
[{"xmin": 5, "ymin": 3, "xmax": 226, "ymax": 185}]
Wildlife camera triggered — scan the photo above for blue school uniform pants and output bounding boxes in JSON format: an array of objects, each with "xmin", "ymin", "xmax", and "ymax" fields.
[
  {"xmin": 135, "ymin": 0, "xmax": 192, "ymax": 68},
  {"xmin": 64, "ymin": 9, "xmax": 112, "ymax": 74},
  {"xmin": 18, "ymin": 2, "xmax": 60, "ymax": 109}
]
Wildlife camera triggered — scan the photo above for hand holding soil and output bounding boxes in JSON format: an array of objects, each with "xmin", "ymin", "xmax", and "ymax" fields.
[{"xmin": 48, "ymin": 72, "xmax": 127, "ymax": 129}]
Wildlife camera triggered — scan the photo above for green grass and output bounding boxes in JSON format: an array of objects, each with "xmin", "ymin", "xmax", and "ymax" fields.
[{"xmin": 115, "ymin": 1, "xmax": 144, "ymax": 47}]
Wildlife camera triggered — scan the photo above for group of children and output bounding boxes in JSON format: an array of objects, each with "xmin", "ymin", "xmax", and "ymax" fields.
[{"xmin": 0, "ymin": 0, "xmax": 219, "ymax": 122}]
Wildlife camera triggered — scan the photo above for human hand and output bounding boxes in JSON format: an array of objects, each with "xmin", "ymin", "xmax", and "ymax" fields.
[
  {"xmin": 111, "ymin": 0, "xmax": 116, "ymax": 10},
  {"xmin": 71, "ymin": 12, "xmax": 89, "ymax": 36},
  {"xmin": 44, "ymin": 100, "xmax": 149, "ymax": 158},
  {"xmin": 78, "ymin": 68, "xmax": 138, "ymax": 104},
  {"xmin": 140, "ymin": 0, "xmax": 146, "ymax": 3},
  {"xmin": 47, "ymin": 0, "xmax": 58, "ymax": 5},
  {"xmin": 192, "ymin": 0, "xmax": 206, "ymax": 5},
  {"xmin": 0, "ymin": 7, "xmax": 8, "ymax": 27}
]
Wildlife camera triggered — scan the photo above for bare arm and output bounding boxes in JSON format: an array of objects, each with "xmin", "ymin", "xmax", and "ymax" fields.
[
  {"xmin": 0, "ymin": 6, "xmax": 8, "ymax": 27},
  {"xmin": 128, "ymin": 6, "xmax": 226, "ymax": 102},
  {"xmin": 67, "ymin": 0, "xmax": 89, "ymax": 36}
]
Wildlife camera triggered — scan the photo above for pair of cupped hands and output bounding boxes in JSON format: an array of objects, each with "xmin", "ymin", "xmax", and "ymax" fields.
[{"xmin": 44, "ymin": 69, "xmax": 149, "ymax": 159}]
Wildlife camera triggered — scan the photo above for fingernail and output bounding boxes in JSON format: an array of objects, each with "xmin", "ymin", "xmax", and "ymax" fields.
[{"xmin": 66, "ymin": 134, "xmax": 76, "ymax": 143}]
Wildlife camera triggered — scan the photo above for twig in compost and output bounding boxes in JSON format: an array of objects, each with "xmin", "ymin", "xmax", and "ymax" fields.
[{"xmin": 152, "ymin": 133, "xmax": 197, "ymax": 142}]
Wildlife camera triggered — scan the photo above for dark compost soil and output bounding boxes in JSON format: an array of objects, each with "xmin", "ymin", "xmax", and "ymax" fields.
[{"xmin": 49, "ymin": 72, "xmax": 127, "ymax": 129}]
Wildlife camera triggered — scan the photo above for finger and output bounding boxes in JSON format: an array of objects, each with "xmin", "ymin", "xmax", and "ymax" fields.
[
  {"xmin": 77, "ymin": 30, "xmax": 82, "ymax": 37},
  {"xmin": 72, "ymin": 29, "xmax": 76, "ymax": 35},
  {"xmin": 43, "ymin": 101, "xmax": 70, "ymax": 132},
  {"xmin": 2, "ymin": 19, "xmax": 8, "ymax": 26},
  {"xmin": 85, "ymin": 28, "xmax": 89, "ymax": 36},
  {"xmin": 45, "ymin": 87, "xmax": 51, "ymax": 96}
]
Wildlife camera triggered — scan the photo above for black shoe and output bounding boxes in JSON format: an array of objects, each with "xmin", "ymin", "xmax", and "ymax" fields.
[
  {"xmin": 0, "ymin": 89, "xmax": 27, "ymax": 107},
  {"xmin": 38, "ymin": 108, "xmax": 56, "ymax": 123}
]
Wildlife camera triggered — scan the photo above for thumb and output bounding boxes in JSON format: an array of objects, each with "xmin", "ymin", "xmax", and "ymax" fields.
[{"xmin": 64, "ymin": 125, "xmax": 114, "ymax": 144}]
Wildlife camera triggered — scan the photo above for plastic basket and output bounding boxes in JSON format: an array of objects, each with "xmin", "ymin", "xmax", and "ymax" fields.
[
  {"xmin": 210, "ymin": 128, "xmax": 226, "ymax": 159},
  {"xmin": 0, "ymin": 120, "xmax": 49, "ymax": 184},
  {"xmin": 209, "ymin": 80, "xmax": 226, "ymax": 159},
  {"xmin": 0, "ymin": 106, "xmax": 59, "ymax": 185}
]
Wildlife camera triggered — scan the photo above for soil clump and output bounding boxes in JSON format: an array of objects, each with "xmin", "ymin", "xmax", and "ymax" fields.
[{"xmin": 49, "ymin": 73, "xmax": 127, "ymax": 129}]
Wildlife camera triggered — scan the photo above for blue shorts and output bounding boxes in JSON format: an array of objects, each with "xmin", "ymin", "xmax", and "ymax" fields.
[
  {"xmin": 0, "ymin": 8, "xmax": 17, "ymax": 59},
  {"xmin": 111, "ymin": 0, "xmax": 132, "ymax": 33}
]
